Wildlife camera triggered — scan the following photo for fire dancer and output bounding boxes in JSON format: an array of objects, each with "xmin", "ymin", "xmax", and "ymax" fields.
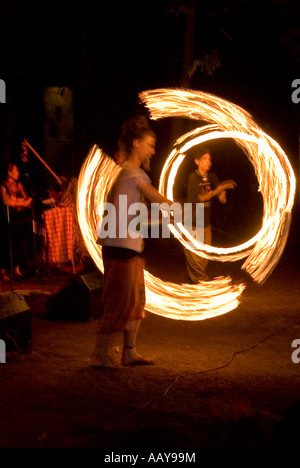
[{"xmin": 91, "ymin": 115, "xmax": 174, "ymax": 367}]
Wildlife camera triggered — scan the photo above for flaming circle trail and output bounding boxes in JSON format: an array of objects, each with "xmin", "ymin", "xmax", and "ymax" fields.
[{"xmin": 77, "ymin": 88, "xmax": 296, "ymax": 320}]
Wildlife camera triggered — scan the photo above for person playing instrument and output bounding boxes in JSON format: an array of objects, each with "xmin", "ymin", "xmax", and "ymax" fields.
[
  {"xmin": 0, "ymin": 163, "xmax": 32, "ymax": 281},
  {"xmin": 17, "ymin": 139, "xmax": 47, "ymax": 201}
]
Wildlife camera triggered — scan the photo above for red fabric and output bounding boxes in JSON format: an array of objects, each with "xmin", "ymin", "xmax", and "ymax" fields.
[
  {"xmin": 99, "ymin": 253, "xmax": 146, "ymax": 333},
  {"xmin": 43, "ymin": 206, "xmax": 74, "ymax": 264}
]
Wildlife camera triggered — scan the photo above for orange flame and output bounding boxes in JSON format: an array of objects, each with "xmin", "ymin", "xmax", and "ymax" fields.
[{"xmin": 77, "ymin": 88, "xmax": 296, "ymax": 320}]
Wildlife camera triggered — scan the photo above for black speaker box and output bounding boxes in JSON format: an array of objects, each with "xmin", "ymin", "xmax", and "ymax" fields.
[
  {"xmin": 0, "ymin": 292, "xmax": 31, "ymax": 353},
  {"xmin": 46, "ymin": 270, "xmax": 103, "ymax": 321}
]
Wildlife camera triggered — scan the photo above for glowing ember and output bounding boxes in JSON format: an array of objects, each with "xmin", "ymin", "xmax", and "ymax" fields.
[{"xmin": 77, "ymin": 88, "xmax": 296, "ymax": 321}]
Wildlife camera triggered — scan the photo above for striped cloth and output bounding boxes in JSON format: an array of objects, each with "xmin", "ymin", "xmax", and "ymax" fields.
[{"xmin": 43, "ymin": 206, "xmax": 74, "ymax": 265}]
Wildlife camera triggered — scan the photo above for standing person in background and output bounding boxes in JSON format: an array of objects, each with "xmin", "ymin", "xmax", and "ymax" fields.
[
  {"xmin": 184, "ymin": 147, "xmax": 237, "ymax": 282},
  {"xmin": 92, "ymin": 115, "xmax": 174, "ymax": 368},
  {"xmin": 0, "ymin": 163, "xmax": 32, "ymax": 281}
]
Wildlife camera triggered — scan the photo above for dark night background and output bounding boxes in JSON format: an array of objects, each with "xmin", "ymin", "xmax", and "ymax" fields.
[
  {"xmin": 0, "ymin": 0, "xmax": 300, "ymax": 237},
  {"xmin": 1, "ymin": 1, "xmax": 300, "ymax": 450}
]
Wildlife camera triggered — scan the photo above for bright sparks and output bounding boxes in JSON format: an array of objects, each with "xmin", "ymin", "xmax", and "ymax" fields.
[
  {"xmin": 77, "ymin": 146, "xmax": 244, "ymax": 320},
  {"xmin": 77, "ymin": 88, "xmax": 296, "ymax": 321},
  {"xmin": 140, "ymin": 88, "xmax": 296, "ymax": 283}
]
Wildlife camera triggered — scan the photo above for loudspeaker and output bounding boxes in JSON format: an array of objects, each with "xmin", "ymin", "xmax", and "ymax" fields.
[
  {"xmin": 46, "ymin": 270, "xmax": 103, "ymax": 321},
  {"xmin": 0, "ymin": 292, "xmax": 31, "ymax": 353},
  {"xmin": 79, "ymin": 271, "xmax": 104, "ymax": 320}
]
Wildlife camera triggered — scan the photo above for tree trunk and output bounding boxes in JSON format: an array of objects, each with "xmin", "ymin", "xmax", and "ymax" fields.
[{"xmin": 169, "ymin": 0, "xmax": 198, "ymax": 148}]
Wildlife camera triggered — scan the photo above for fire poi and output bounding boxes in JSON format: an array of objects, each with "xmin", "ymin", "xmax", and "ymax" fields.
[{"xmin": 77, "ymin": 88, "xmax": 296, "ymax": 321}]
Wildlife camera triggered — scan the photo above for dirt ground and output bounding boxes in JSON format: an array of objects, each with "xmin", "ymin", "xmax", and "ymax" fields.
[{"xmin": 0, "ymin": 213, "xmax": 300, "ymax": 449}]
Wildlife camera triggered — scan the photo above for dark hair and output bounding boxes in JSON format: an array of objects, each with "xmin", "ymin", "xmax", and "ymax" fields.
[
  {"xmin": 197, "ymin": 145, "xmax": 211, "ymax": 159},
  {"xmin": 118, "ymin": 115, "xmax": 156, "ymax": 157}
]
